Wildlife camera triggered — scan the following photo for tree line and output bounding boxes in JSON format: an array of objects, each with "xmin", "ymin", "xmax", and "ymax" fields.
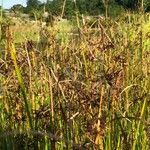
[{"xmin": 10, "ymin": 0, "xmax": 150, "ymax": 18}]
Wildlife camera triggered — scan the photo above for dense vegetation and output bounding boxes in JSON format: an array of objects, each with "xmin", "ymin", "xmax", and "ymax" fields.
[
  {"xmin": 0, "ymin": 0, "xmax": 150, "ymax": 150},
  {"xmin": 9, "ymin": 0, "xmax": 150, "ymax": 18}
]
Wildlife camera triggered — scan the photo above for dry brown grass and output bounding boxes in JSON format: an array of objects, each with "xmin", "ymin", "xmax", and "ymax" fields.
[{"xmin": 0, "ymin": 13, "xmax": 150, "ymax": 149}]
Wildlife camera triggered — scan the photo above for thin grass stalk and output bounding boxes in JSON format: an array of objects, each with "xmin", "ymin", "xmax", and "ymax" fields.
[
  {"xmin": 124, "ymin": 23, "xmax": 131, "ymax": 113},
  {"xmin": 58, "ymin": 117, "xmax": 64, "ymax": 149},
  {"xmin": 141, "ymin": 0, "xmax": 144, "ymax": 12},
  {"xmin": 74, "ymin": 0, "xmax": 81, "ymax": 36},
  {"xmin": 50, "ymin": 68, "xmax": 66, "ymax": 101},
  {"xmin": 61, "ymin": 0, "xmax": 67, "ymax": 18},
  {"xmin": 116, "ymin": 132, "xmax": 121, "ymax": 150},
  {"xmin": 6, "ymin": 34, "xmax": 33, "ymax": 130},
  {"xmin": 139, "ymin": 22, "xmax": 144, "ymax": 74},
  {"xmin": 95, "ymin": 85, "xmax": 104, "ymax": 149},
  {"xmin": 102, "ymin": 0, "xmax": 109, "ymax": 18},
  {"xmin": 142, "ymin": 130, "xmax": 147, "ymax": 150},
  {"xmin": 132, "ymin": 97, "xmax": 147, "ymax": 150},
  {"xmin": 48, "ymin": 73, "xmax": 54, "ymax": 125},
  {"xmin": 48, "ymin": 72, "xmax": 56, "ymax": 150},
  {"xmin": 81, "ymin": 50, "xmax": 88, "ymax": 77},
  {"xmin": 0, "ymin": 0, "xmax": 3, "ymax": 39},
  {"xmin": 106, "ymin": 123, "xmax": 111, "ymax": 150},
  {"xmin": 24, "ymin": 44, "xmax": 34, "ymax": 108}
]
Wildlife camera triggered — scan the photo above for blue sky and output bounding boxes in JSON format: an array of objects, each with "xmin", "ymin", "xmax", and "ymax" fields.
[{"xmin": 2, "ymin": 0, "xmax": 47, "ymax": 9}]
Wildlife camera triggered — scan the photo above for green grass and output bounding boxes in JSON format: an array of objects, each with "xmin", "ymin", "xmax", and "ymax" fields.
[{"xmin": 0, "ymin": 13, "xmax": 150, "ymax": 150}]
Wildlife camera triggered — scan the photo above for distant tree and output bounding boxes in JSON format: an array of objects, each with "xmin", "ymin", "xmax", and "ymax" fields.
[
  {"xmin": 115, "ymin": 0, "xmax": 139, "ymax": 10},
  {"xmin": 24, "ymin": 0, "xmax": 149, "ymax": 19},
  {"xmin": 63, "ymin": 0, "xmax": 75, "ymax": 17},
  {"xmin": 10, "ymin": 4, "xmax": 25, "ymax": 14},
  {"xmin": 75, "ymin": 0, "xmax": 87, "ymax": 14},
  {"xmin": 144, "ymin": 0, "xmax": 150, "ymax": 12},
  {"xmin": 25, "ymin": 0, "xmax": 45, "ymax": 19},
  {"xmin": 49, "ymin": 0, "xmax": 63, "ymax": 16},
  {"xmin": 76, "ymin": 0, "xmax": 104, "ymax": 15},
  {"xmin": 26, "ymin": 0, "xmax": 41, "ymax": 12},
  {"xmin": 115, "ymin": 0, "xmax": 150, "ymax": 12}
]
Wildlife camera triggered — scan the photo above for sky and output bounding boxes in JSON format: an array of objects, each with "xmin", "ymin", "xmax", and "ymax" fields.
[{"xmin": 1, "ymin": 0, "xmax": 47, "ymax": 9}]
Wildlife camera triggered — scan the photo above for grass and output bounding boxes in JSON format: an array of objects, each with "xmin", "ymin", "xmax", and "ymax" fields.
[{"xmin": 0, "ymin": 12, "xmax": 150, "ymax": 150}]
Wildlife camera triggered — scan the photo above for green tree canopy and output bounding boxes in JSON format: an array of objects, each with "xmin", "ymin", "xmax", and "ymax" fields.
[
  {"xmin": 26, "ymin": 0, "xmax": 41, "ymax": 12},
  {"xmin": 10, "ymin": 4, "xmax": 25, "ymax": 13}
]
